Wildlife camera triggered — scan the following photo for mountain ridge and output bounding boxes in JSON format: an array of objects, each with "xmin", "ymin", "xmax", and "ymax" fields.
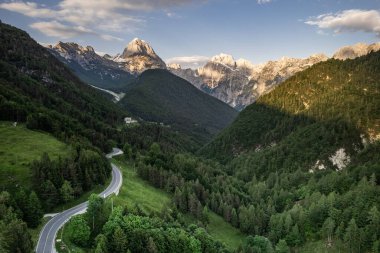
[
  {"xmin": 200, "ymin": 51, "xmax": 380, "ymax": 168},
  {"xmin": 48, "ymin": 40, "xmax": 380, "ymax": 110},
  {"xmin": 168, "ymin": 42, "xmax": 380, "ymax": 109},
  {"xmin": 119, "ymin": 69, "xmax": 238, "ymax": 144}
]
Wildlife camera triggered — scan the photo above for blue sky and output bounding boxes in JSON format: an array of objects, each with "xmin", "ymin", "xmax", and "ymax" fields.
[{"xmin": 1, "ymin": 0, "xmax": 379, "ymax": 68}]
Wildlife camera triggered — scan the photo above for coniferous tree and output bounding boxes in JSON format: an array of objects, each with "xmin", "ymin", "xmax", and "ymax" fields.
[
  {"xmin": 112, "ymin": 227, "xmax": 128, "ymax": 253},
  {"xmin": 147, "ymin": 237, "xmax": 158, "ymax": 253},
  {"xmin": 24, "ymin": 191, "xmax": 43, "ymax": 228},
  {"xmin": 60, "ymin": 180, "xmax": 74, "ymax": 203},
  {"xmin": 344, "ymin": 218, "xmax": 359, "ymax": 253}
]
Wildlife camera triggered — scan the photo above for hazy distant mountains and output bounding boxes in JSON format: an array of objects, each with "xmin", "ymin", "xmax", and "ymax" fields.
[{"xmin": 48, "ymin": 40, "xmax": 380, "ymax": 109}]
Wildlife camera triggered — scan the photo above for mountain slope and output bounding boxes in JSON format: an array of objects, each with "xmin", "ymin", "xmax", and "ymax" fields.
[
  {"xmin": 0, "ymin": 22, "xmax": 126, "ymax": 151},
  {"xmin": 48, "ymin": 42, "xmax": 135, "ymax": 91},
  {"xmin": 119, "ymin": 69, "xmax": 238, "ymax": 143},
  {"xmin": 200, "ymin": 51, "xmax": 380, "ymax": 175}
]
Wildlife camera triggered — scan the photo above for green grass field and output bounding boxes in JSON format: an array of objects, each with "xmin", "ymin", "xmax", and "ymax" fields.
[
  {"xmin": 207, "ymin": 212, "xmax": 245, "ymax": 250},
  {"xmin": 0, "ymin": 121, "xmax": 70, "ymax": 189},
  {"xmin": 112, "ymin": 158, "xmax": 246, "ymax": 251},
  {"xmin": 112, "ymin": 159, "xmax": 171, "ymax": 214}
]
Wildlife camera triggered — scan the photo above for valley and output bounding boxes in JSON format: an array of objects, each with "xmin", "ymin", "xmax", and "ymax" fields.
[{"xmin": 0, "ymin": 1, "xmax": 379, "ymax": 252}]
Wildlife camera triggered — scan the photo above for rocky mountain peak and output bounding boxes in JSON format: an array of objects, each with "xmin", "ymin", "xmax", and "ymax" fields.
[
  {"xmin": 167, "ymin": 63, "xmax": 181, "ymax": 69},
  {"xmin": 53, "ymin": 42, "xmax": 97, "ymax": 57},
  {"xmin": 333, "ymin": 42, "xmax": 380, "ymax": 60},
  {"xmin": 121, "ymin": 38, "xmax": 158, "ymax": 59},
  {"xmin": 84, "ymin": 45, "xmax": 95, "ymax": 52},
  {"xmin": 211, "ymin": 53, "xmax": 236, "ymax": 67},
  {"xmin": 114, "ymin": 38, "xmax": 166, "ymax": 73},
  {"xmin": 236, "ymin": 58, "xmax": 255, "ymax": 70}
]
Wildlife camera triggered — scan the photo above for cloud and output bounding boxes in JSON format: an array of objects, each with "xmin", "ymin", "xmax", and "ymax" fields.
[
  {"xmin": 0, "ymin": 0, "xmax": 205, "ymax": 39},
  {"xmin": 166, "ymin": 55, "xmax": 210, "ymax": 69},
  {"xmin": 0, "ymin": 1, "xmax": 54, "ymax": 18},
  {"xmin": 166, "ymin": 12, "xmax": 182, "ymax": 19},
  {"xmin": 30, "ymin": 21, "xmax": 123, "ymax": 41},
  {"xmin": 0, "ymin": 1, "xmax": 143, "ymax": 33},
  {"xmin": 305, "ymin": 9, "xmax": 380, "ymax": 37},
  {"xmin": 100, "ymin": 34, "xmax": 123, "ymax": 42},
  {"xmin": 257, "ymin": 0, "xmax": 272, "ymax": 4},
  {"xmin": 30, "ymin": 21, "xmax": 95, "ymax": 38}
]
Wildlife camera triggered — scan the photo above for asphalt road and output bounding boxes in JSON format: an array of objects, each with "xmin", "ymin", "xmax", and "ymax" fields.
[{"xmin": 35, "ymin": 148, "xmax": 123, "ymax": 253}]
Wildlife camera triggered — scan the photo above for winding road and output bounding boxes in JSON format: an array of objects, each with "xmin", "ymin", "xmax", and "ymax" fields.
[{"xmin": 36, "ymin": 148, "xmax": 123, "ymax": 253}]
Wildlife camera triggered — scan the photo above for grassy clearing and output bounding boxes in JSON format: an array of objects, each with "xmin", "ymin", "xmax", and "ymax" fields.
[
  {"xmin": 56, "ymin": 224, "xmax": 87, "ymax": 253},
  {"xmin": 112, "ymin": 158, "xmax": 171, "ymax": 214},
  {"xmin": 0, "ymin": 121, "xmax": 70, "ymax": 189},
  {"xmin": 112, "ymin": 157, "xmax": 246, "ymax": 251},
  {"xmin": 57, "ymin": 157, "xmax": 246, "ymax": 252},
  {"xmin": 207, "ymin": 212, "xmax": 245, "ymax": 250}
]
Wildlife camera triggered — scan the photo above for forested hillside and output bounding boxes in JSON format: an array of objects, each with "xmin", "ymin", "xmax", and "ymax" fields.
[
  {"xmin": 0, "ymin": 22, "xmax": 123, "ymax": 252},
  {"xmin": 186, "ymin": 51, "xmax": 380, "ymax": 252},
  {"xmin": 119, "ymin": 69, "xmax": 238, "ymax": 144},
  {"xmin": 201, "ymin": 51, "xmax": 380, "ymax": 170},
  {"xmin": 0, "ymin": 22, "xmax": 126, "ymax": 152}
]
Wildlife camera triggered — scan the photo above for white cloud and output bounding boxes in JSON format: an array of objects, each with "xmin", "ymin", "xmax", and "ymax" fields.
[
  {"xmin": 306, "ymin": 9, "xmax": 380, "ymax": 37},
  {"xmin": 0, "ymin": 2, "xmax": 55, "ymax": 18},
  {"xmin": 30, "ymin": 21, "xmax": 123, "ymax": 41},
  {"xmin": 30, "ymin": 21, "xmax": 95, "ymax": 38},
  {"xmin": 100, "ymin": 34, "xmax": 123, "ymax": 42},
  {"xmin": 166, "ymin": 12, "xmax": 182, "ymax": 19},
  {"xmin": 257, "ymin": 0, "xmax": 272, "ymax": 4},
  {"xmin": 166, "ymin": 55, "xmax": 210, "ymax": 69},
  {"xmin": 0, "ymin": 0, "xmax": 205, "ymax": 39}
]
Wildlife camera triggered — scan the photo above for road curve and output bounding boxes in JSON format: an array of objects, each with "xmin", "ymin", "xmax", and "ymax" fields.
[{"xmin": 36, "ymin": 148, "xmax": 123, "ymax": 253}]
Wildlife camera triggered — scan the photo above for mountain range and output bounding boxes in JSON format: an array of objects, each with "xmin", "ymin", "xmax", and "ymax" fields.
[
  {"xmin": 48, "ymin": 40, "xmax": 380, "ymax": 110},
  {"xmin": 0, "ymin": 24, "xmax": 238, "ymax": 146},
  {"xmin": 200, "ymin": 49, "xmax": 380, "ymax": 175}
]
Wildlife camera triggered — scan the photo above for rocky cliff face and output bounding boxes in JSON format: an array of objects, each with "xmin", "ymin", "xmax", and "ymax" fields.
[
  {"xmin": 51, "ymin": 38, "xmax": 167, "ymax": 75},
  {"xmin": 333, "ymin": 42, "xmax": 380, "ymax": 60},
  {"xmin": 50, "ymin": 42, "xmax": 118, "ymax": 70},
  {"xmin": 168, "ymin": 53, "xmax": 329, "ymax": 109},
  {"xmin": 48, "ymin": 42, "xmax": 134, "ymax": 90},
  {"xmin": 114, "ymin": 38, "xmax": 166, "ymax": 73}
]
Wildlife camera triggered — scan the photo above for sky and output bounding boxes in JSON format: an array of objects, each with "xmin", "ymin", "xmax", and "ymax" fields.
[{"xmin": 1, "ymin": 0, "xmax": 379, "ymax": 68}]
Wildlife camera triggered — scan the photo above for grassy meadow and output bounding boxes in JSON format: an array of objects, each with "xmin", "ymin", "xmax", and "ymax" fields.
[{"xmin": 0, "ymin": 121, "xmax": 70, "ymax": 189}]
